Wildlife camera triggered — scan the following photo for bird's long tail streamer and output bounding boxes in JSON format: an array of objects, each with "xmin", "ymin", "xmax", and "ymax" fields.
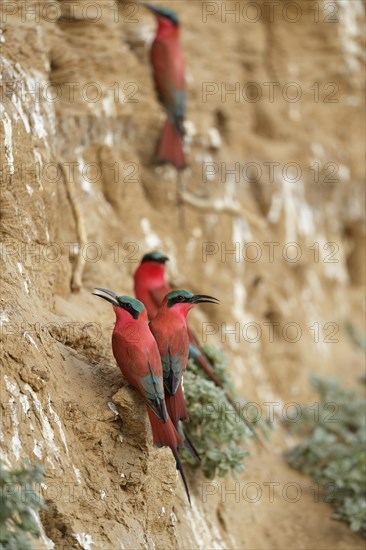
[
  {"xmin": 177, "ymin": 169, "xmax": 185, "ymax": 229},
  {"xmin": 165, "ymin": 383, "xmax": 188, "ymax": 426},
  {"xmin": 147, "ymin": 408, "xmax": 191, "ymax": 504},
  {"xmin": 173, "ymin": 447, "xmax": 191, "ymax": 506}
]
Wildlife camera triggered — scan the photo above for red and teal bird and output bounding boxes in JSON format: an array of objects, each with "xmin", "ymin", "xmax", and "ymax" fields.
[
  {"xmin": 134, "ymin": 251, "xmax": 170, "ymax": 320},
  {"xmin": 150, "ymin": 290, "xmax": 219, "ymax": 460},
  {"xmin": 92, "ymin": 288, "xmax": 191, "ymax": 503},
  {"xmin": 143, "ymin": 3, "xmax": 186, "ymax": 170},
  {"xmin": 134, "ymin": 252, "xmax": 228, "ymax": 389}
]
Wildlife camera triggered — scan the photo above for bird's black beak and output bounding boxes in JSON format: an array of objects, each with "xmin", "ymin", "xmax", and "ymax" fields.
[
  {"xmin": 189, "ymin": 294, "xmax": 220, "ymax": 305},
  {"xmin": 92, "ymin": 288, "xmax": 119, "ymax": 307}
]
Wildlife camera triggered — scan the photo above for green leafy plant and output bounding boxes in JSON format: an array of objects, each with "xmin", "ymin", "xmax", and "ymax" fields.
[
  {"xmin": 285, "ymin": 375, "xmax": 366, "ymax": 538},
  {"xmin": 0, "ymin": 461, "xmax": 46, "ymax": 550},
  {"xmin": 344, "ymin": 321, "xmax": 366, "ymax": 353},
  {"xmin": 182, "ymin": 345, "xmax": 269, "ymax": 479}
]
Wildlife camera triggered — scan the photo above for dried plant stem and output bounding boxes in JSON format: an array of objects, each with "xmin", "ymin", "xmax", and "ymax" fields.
[
  {"xmin": 60, "ymin": 162, "xmax": 87, "ymax": 292},
  {"xmin": 177, "ymin": 170, "xmax": 185, "ymax": 229}
]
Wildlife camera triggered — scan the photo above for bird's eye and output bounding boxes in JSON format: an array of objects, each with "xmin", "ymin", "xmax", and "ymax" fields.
[{"xmin": 177, "ymin": 295, "xmax": 184, "ymax": 302}]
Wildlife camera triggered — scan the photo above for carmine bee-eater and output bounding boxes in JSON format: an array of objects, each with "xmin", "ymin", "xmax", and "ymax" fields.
[
  {"xmin": 150, "ymin": 290, "xmax": 220, "ymax": 434},
  {"xmin": 134, "ymin": 252, "xmax": 227, "ymax": 387},
  {"xmin": 134, "ymin": 251, "xmax": 170, "ymax": 320},
  {"xmin": 92, "ymin": 288, "xmax": 191, "ymax": 503},
  {"xmin": 143, "ymin": 3, "xmax": 186, "ymax": 170},
  {"xmin": 134, "ymin": 252, "xmax": 265, "ymax": 447}
]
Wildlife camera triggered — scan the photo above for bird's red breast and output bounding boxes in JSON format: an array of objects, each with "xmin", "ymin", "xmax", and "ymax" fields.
[
  {"xmin": 151, "ymin": 18, "xmax": 185, "ymax": 109},
  {"xmin": 150, "ymin": 306, "xmax": 189, "ymax": 362},
  {"xmin": 112, "ymin": 309, "xmax": 163, "ymax": 382},
  {"xmin": 134, "ymin": 261, "xmax": 171, "ymax": 319}
]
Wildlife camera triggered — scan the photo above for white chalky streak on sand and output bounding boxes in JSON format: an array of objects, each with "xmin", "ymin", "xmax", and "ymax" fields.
[
  {"xmin": 31, "ymin": 109, "xmax": 47, "ymax": 139},
  {"xmin": 30, "ymin": 510, "xmax": 55, "ymax": 549},
  {"xmin": 315, "ymin": 234, "xmax": 348, "ymax": 286},
  {"xmin": 137, "ymin": 23, "xmax": 155, "ymax": 45},
  {"xmin": 75, "ymin": 533, "xmax": 95, "ymax": 550},
  {"xmin": 4, "ymin": 377, "xmax": 22, "ymax": 461},
  {"xmin": 24, "ymin": 384, "xmax": 59, "ymax": 467},
  {"xmin": 0, "ymin": 312, "xmax": 9, "ymax": 328},
  {"xmin": 140, "ymin": 218, "xmax": 162, "ymax": 249},
  {"xmin": 25, "ymin": 183, "xmax": 34, "ymax": 196},
  {"xmin": 33, "ymin": 150, "xmax": 44, "ymax": 190},
  {"xmin": 7, "ymin": 405, "xmax": 21, "ymax": 462},
  {"xmin": 17, "ymin": 262, "xmax": 30, "ymax": 294},
  {"xmin": 207, "ymin": 127, "xmax": 222, "ymax": 149},
  {"xmin": 232, "ymin": 217, "xmax": 248, "ymax": 322},
  {"xmin": 1, "ymin": 58, "xmax": 52, "ymax": 141},
  {"xmin": 267, "ymin": 192, "xmax": 282, "ymax": 224},
  {"xmin": 102, "ymin": 95, "xmax": 115, "ymax": 117},
  {"xmin": 48, "ymin": 395, "xmax": 69, "ymax": 458},
  {"xmin": 104, "ymin": 132, "xmax": 113, "ymax": 146},
  {"xmin": 268, "ymin": 178, "xmax": 314, "ymax": 242},
  {"xmin": 19, "ymin": 392, "xmax": 30, "ymax": 415},
  {"xmin": 24, "ymin": 331, "xmax": 39, "ymax": 350},
  {"xmin": 1, "ymin": 105, "xmax": 14, "ymax": 174},
  {"xmin": 11, "ymin": 92, "xmax": 31, "ymax": 132},
  {"xmin": 33, "ymin": 440, "xmax": 43, "ymax": 459},
  {"xmin": 4, "ymin": 376, "xmax": 20, "ymax": 398},
  {"xmin": 77, "ymin": 149, "xmax": 92, "ymax": 194},
  {"xmin": 20, "ymin": 69, "xmax": 50, "ymax": 141},
  {"xmin": 337, "ymin": 0, "xmax": 365, "ymax": 72},
  {"xmin": 184, "ymin": 119, "xmax": 196, "ymax": 143},
  {"xmin": 283, "ymin": 178, "xmax": 300, "ymax": 243},
  {"xmin": 0, "ymin": 450, "xmax": 11, "ymax": 467},
  {"xmin": 73, "ymin": 464, "xmax": 82, "ymax": 485},
  {"xmin": 1, "ymin": 55, "xmax": 32, "ymax": 132},
  {"xmin": 4, "ymin": 378, "xmax": 43, "ymax": 459}
]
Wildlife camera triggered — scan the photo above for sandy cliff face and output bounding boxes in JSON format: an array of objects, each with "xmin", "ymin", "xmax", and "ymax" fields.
[{"xmin": 1, "ymin": 1, "xmax": 365, "ymax": 548}]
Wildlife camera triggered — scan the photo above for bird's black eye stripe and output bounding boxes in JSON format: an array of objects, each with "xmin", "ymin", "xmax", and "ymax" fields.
[{"xmin": 117, "ymin": 299, "xmax": 132, "ymax": 310}]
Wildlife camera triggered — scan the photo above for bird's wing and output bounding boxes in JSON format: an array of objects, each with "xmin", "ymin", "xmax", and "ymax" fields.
[
  {"xmin": 160, "ymin": 324, "xmax": 189, "ymax": 395},
  {"xmin": 112, "ymin": 333, "xmax": 167, "ymax": 421},
  {"xmin": 150, "ymin": 39, "xmax": 186, "ymax": 133}
]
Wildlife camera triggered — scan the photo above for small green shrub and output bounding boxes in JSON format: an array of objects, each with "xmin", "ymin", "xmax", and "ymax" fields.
[
  {"xmin": 344, "ymin": 321, "xmax": 366, "ymax": 353},
  {"xmin": 285, "ymin": 375, "xmax": 366, "ymax": 538},
  {"xmin": 183, "ymin": 346, "xmax": 269, "ymax": 479},
  {"xmin": 0, "ymin": 461, "xmax": 46, "ymax": 550}
]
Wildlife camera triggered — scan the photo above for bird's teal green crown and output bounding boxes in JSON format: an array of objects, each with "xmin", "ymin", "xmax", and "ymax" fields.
[
  {"xmin": 117, "ymin": 296, "xmax": 145, "ymax": 319},
  {"xmin": 141, "ymin": 251, "xmax": 169, "ymax": 264},
  {"xmin": 143, "ymin": 4, "xmax": 179, "ymax": 26}
]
